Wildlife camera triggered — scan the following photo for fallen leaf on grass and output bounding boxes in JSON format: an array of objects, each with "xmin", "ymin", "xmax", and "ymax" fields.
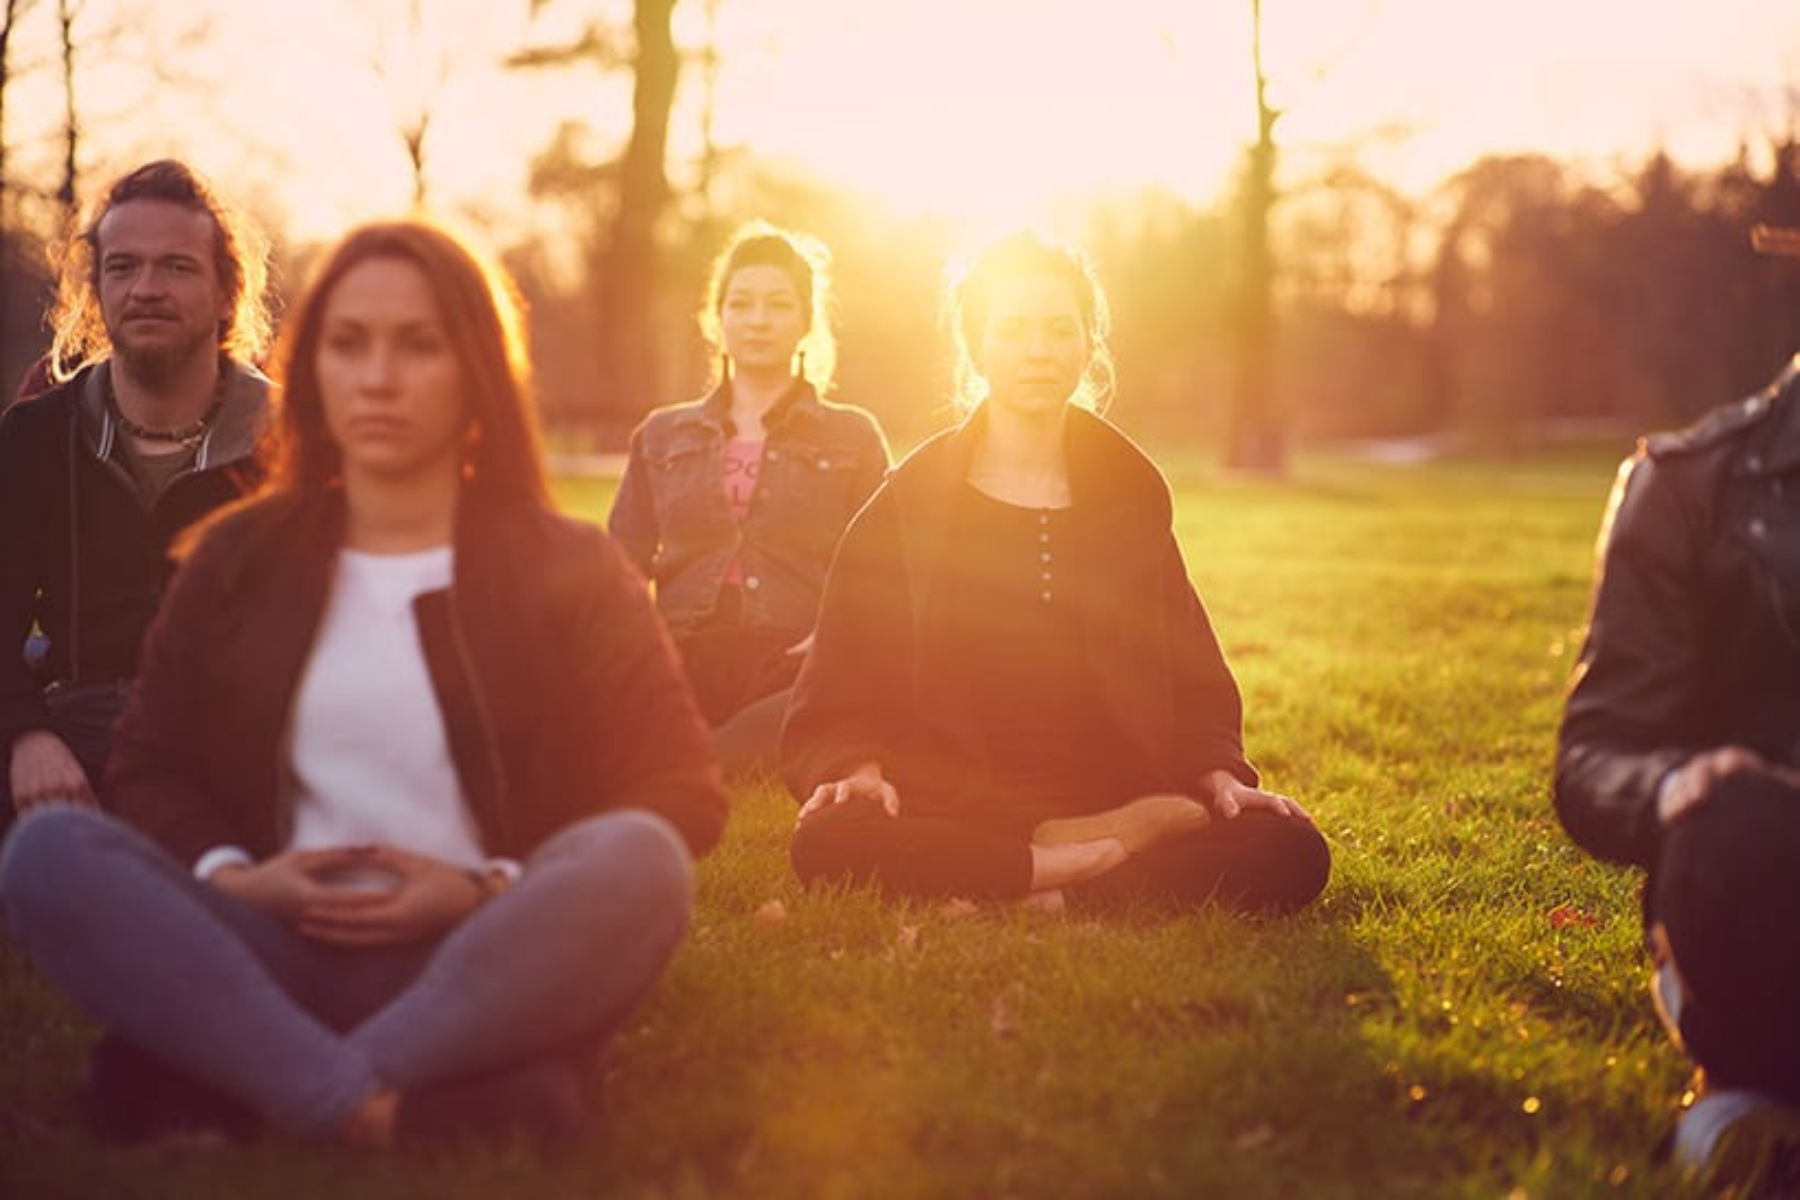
[
  {"xmin": 939, "ymin": 898, "xmax": 982, "ymax": 920},
  {"xmin": 896, "ymin": 921, "xmax": 921, "ymax": 950},
  {"xmin": 1233, "ymin": 1125, "xmax": 1275, "ymax": 1151},
  {"xmin": 1548, "ymin": 905, "xmax": 1601, "ymax": 929},
  {"xmin": 753, "ymin": 899, "xmax": 788, "ymax": 927},
  {"xmin": 991, "ymin": 997, "xmax": 1017, "ymax": 1037}
]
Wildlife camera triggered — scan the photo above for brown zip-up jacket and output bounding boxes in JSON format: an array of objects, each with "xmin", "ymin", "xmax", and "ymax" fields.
[{"xmin": 106, "ymin": 487, "xmax": 727, "ymax": 867}]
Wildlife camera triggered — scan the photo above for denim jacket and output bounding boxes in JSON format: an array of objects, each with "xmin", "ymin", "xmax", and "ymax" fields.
[{"xmin": 608, "ymin": 381, "xmax": 889, "ymax": 640}]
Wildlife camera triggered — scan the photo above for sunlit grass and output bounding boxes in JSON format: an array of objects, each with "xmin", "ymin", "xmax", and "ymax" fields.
[{"xmin": 0, "ymin": 451, "xmax": 1704, "ymax": 1197}]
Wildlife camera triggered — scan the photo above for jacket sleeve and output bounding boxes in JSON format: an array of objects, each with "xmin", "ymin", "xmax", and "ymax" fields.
[
  {"xmin": 606, "ymin": 420, "xmax": 661, "ymax": 578},
  {"xmin": 0, "ymin": 403, "xmax": 52, "ymax": 756},
  {"xmin": 847, "ymin": 409, "xmax": 892, "ymax": 512},
  {"xmin": 781, "ymin": 484, "xmax": 911, "ymax": 798},
  {"xmin": 1554, "ymin": 453, "xmax": 1705, "ymax": 868},
  {"xmin": 1167, "ymin": 539, "xmax": 1256, "ymax": 789},
  {"xmin": 563, "ymin": 530, "xmax": 727, "ymax": 857},
  {"xmin": 105, "ymin": 531, "xmax": 245, "ymax": 867}
]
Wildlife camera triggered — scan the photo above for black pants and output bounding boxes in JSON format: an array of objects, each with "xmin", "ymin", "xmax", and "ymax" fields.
[
  {"xmin": 1654, "ymin": 770, "xmax": 1800, "ymax": 1105},
  {"xmin": 675, "ymin": 588, "xmax": 805, "ymax": 777},
  {"xmin": 675, "ymin": 585, "xmax": 802, "ymax": 722},
  {"xmin": 675, "ymin": 626, "xmax": 800, "ymax": 728},
  {"xmin": 790, "ymin": 795, "xmax": 1331, "ymax": 913},
  {"xmin": 0, "ymin": 680, "xmax": 128, "ymax": 825},
  {"xmin": 673, "ymin": 631, "xmax": 801, "ymax": 777}
]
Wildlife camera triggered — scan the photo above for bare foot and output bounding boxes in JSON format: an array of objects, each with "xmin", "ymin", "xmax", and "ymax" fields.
[
  {"xmin": 1032, "ymin": 794, "xmax": 1211, "ymax": 854},
  {"xmin": 339, "ymin": 1089, "xmax": 400, "ymax": 1149},
  {"xmin": 1029, "ymin": 838, "xmax": 1128, "ymax": 891}
]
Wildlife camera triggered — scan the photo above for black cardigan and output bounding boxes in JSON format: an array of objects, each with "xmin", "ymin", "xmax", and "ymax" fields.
[{"xmin": 780, "ymin": 404, "xmax": 1255, "ymax": 808}]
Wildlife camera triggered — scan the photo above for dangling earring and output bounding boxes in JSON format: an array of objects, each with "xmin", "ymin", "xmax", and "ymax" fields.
[
  {"xmin": 720, "ymin": 351, "xmax": 733, "ymax": 382},
  {"xmin": 794, "ymin": 347, "xmax": 807, "ymax": 382},
  {"xmin": 462, "ymin": 420, "xmax": 482, "ymax": 481}
]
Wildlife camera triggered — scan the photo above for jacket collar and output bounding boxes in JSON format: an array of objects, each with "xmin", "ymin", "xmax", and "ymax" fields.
[
  {"xmin": 77, "ymin": 357, "xmax": 271, "ymax": 470},
  {"xmin": 888, "ymin": 402, "xmax": 1176, "ymax": 638},
  {"xmin": 680, "ymin": 377, "xmax": 820, "ymax": 436},
  {"xmin": 888, "ymin": 402, "xmax": 1174, "ymax": 538},
  {"xmin": 254, "ymin": 481, "xmax": 529, "ymax": 583}
]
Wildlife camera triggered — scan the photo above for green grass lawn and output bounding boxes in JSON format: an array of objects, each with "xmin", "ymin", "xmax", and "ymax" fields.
[{"xmin": 0, "ymin": 449, "xmax": 1706, "ymax": 1198}]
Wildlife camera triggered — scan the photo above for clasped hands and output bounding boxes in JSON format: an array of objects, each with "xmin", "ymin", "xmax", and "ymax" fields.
[{"xmin": 209, "ymin": 845, "xmax": 503, "ymax": 946}]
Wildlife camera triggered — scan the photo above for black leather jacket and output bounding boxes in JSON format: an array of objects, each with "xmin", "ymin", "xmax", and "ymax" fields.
[{"xmin": 1556, "ymin": 357, "xmax": 1800, "ymax": 869}]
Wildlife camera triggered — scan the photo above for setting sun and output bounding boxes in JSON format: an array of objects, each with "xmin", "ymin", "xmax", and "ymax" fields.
[
  {"xmin": 691, "ymin": 0, "xmax": 1252, "ymax": 224},
  {"xmin": 5, "ymin": 0, "xmax": 1793, "ymax": 243}
]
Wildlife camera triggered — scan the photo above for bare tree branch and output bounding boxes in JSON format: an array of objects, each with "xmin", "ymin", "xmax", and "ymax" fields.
[{"xmin": 504, "ymin": 21, "xmax": 631, "ymax": 73}]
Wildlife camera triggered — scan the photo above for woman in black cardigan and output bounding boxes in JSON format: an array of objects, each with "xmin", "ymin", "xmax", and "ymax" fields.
[{"xmin": 782, "ymin": 232, "xmax": 1328, "ymax": 911}]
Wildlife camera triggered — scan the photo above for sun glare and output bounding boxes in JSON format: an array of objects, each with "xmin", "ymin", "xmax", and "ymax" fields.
[
  {"xmin": 699, "ymin": 0, "xmax": 1254, "ymax": 226},
  {"xmin": 19, "ymin": 0, "xmax": 1799, "ymax": 251}
]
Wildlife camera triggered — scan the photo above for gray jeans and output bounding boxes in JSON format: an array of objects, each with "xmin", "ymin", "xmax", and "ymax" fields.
[{"xmin": 0, "ymin": 806, "xmax": 693, "ymax": 1134}]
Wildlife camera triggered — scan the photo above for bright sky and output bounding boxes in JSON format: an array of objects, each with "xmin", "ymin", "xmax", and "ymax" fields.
[{"xmin": 6, "ymin": 0, "xmax": 1798, "ymax": 246}]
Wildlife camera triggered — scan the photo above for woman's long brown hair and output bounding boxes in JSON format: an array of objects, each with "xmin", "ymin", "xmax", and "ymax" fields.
[{"xmin": 263, "ymin": 219, "xmax": 549, "ymax": 508}]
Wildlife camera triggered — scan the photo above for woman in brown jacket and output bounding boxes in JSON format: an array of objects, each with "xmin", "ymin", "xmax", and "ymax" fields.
[
  {"xmin": 784, "ymin": 231, "xmax": 1327, "ymax": 911},
  {"xmin": 0, "ymin": 220, "xmax": 725, "ymax": 1147}
]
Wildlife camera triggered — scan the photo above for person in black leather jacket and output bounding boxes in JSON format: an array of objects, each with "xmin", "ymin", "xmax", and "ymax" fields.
[
  {"xmin": 1556, "ymin": 301, "xmax": 1800, "ymax": 1183},
  {"xmin": 609, "ymin": 223, "xmax": 889, "ymax": 774}
]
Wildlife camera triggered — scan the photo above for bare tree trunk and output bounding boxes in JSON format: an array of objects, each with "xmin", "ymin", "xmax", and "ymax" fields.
[
  {"xmin": 398, "ymin": 0, "xmax": 431, "ymax": 210},
  {"xmin": 55, "ymin": 0, "xmax": 76, "ymax": 215},
  {"xmin": 404, "ymin": 116, "xmax": 428, "ymax": 209},
  {"xmin": 0, "ymin": 0, "xmax": 20, "ymax": 218},
  {"xmin": 1226, "ymin": 0, "xmax": 1286, "ymax": 473},
  {"xmin": 692, "ymin": 0, "xmax": 718, "ymax": 230},
  {"xmin": 595, "ymin": 0, "xmax": 676, "ymax": 429},
  {"xmin": 0, "ymin": 0, "xmax": 20, "ymax": 388}
]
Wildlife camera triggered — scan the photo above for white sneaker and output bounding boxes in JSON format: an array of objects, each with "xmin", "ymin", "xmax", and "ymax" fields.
[{"xmin": 1674, "ymin": 1089, "xmax": 1800, "ymax": 1196}]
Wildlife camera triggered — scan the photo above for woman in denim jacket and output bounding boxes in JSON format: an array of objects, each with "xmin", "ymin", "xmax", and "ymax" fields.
[{"xmin": 610, "ymin": 223, "xmax": 890, "ymax": 774}]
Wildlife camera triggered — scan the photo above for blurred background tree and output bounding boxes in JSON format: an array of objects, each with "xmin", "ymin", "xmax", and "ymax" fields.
[{"xmin": 2, "ymin": 1, "xmax": 1798, "ymax": 461}]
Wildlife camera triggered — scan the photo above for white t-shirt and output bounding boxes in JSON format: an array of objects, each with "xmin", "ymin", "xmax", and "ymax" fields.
[
  {"xmin": 284, "ymin": 545, "xmax": 485, "ymax": 868},
  {"xmin": 194, "ymin": 544, "xmax": 511, "ymax": 887}
]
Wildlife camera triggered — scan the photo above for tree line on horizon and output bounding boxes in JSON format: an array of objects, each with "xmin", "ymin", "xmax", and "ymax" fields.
[{"xmin": 1, "ymin": 0, "xmax": 1797, "ymax": 459}]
